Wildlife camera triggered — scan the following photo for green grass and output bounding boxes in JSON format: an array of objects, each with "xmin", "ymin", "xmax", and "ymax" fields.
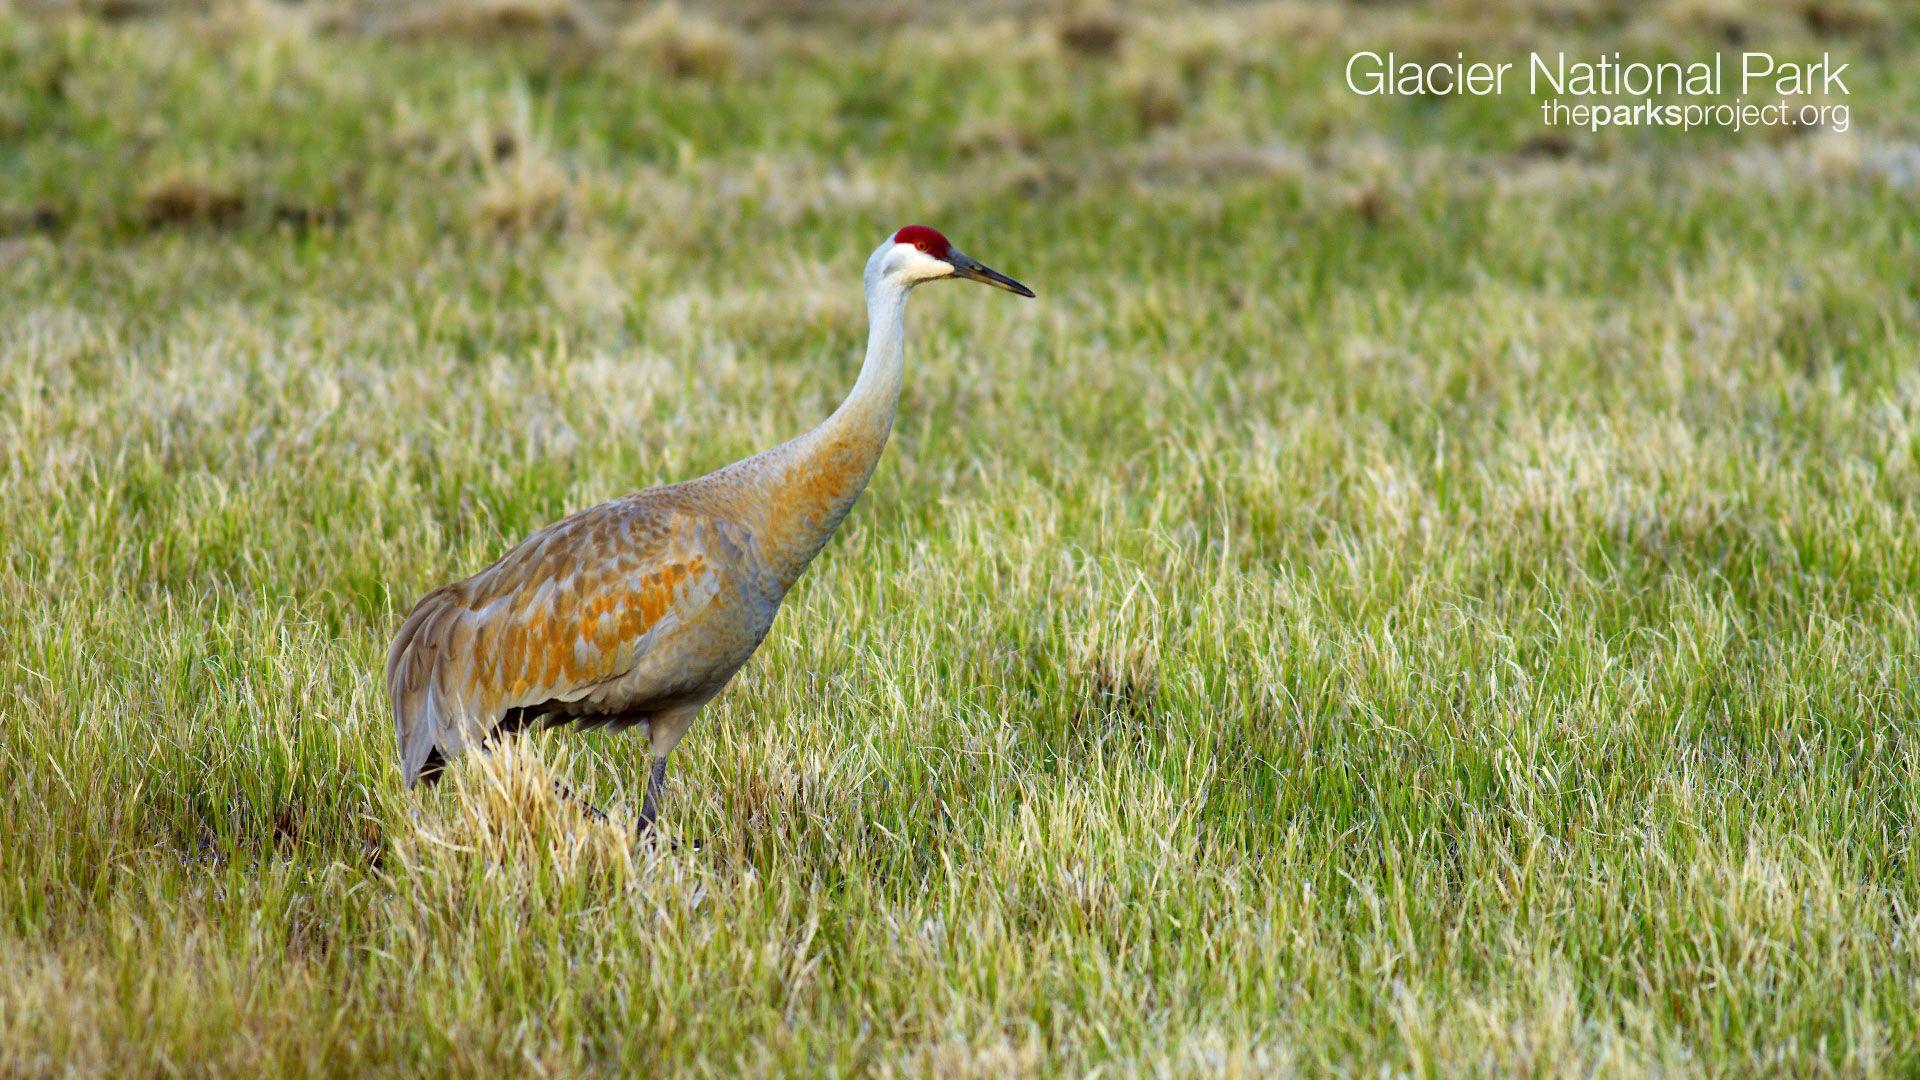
[{"xmin": 3, "ymin": 0, "xmax": 1920, "ymax": 1072}]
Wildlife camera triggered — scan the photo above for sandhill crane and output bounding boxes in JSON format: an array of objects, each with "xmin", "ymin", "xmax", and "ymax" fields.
[{"xmin": 387, "ymin": 225, "xmax": 1033, "ymax": 832}]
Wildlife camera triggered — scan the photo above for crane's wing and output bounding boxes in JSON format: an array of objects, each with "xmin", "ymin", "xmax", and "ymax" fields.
[{"xmin": 386, "ymin": 495, "xmax": 729, "ymax": 787}]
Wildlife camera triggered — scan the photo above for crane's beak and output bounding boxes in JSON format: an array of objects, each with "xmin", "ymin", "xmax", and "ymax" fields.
[{"xmin": 947, "ymin": 251, "xmax": 1035, "ymax": 297}]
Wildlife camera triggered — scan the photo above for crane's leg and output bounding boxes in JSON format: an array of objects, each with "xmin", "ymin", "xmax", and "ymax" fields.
[
  {"xmin": 637, "ymin": 754, "xmax": 670, "ymax": 835},
  {"xmin": 551, "ymin": 779, "xmax": 608, "ymax": 823},
  {"xmin": 636, "ymin": 704, "xmax": 702, "ymax": 840}
]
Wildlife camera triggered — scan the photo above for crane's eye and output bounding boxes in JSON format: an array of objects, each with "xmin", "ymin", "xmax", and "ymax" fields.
[{"xmin": 916, "ymin": 242, "xmax": 929, "ymax": 251}]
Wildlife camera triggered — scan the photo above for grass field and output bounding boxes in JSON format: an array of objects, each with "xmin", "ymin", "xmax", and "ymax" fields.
[{"xmin": 3, "ymin": 0, "xmax": 1919, "ymax": 1072}]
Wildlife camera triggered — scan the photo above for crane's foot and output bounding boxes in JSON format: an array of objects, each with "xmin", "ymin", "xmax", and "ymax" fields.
[
  {"xmin": 634, "ymin": 802, "xmax": 674, "ymax": 847},
  {"xmin": 550, "ymin": 779, "xmax": 608, "ymax": 824},
  {"xmin": 635, "ymin": 830, "xmax": 694, "ymax": 854},
  {"xmin": 634, "ymin": 817, "xmax": 684, "ymax": 852}
]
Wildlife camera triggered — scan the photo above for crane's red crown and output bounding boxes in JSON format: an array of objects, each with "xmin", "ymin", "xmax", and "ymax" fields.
[{"xmin": 892, "ymin": 225, "xmax": 951, "ymax": 260}]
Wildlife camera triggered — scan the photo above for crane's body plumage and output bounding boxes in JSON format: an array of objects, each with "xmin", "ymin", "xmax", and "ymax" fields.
[{"xmin": 386, "ymin": 226, "xmax": 1030, "ymax": 829}]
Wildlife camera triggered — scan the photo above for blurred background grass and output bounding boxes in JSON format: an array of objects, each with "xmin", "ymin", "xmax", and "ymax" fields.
[{"xmin": 2, "ymin": 0, "xmax": 1919, "ymax": 1073}]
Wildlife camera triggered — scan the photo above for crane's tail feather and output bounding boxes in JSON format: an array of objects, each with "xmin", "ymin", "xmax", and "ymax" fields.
[{"xmin": 388, "ymin": 586, "xmax": 472, "ymax": 789}]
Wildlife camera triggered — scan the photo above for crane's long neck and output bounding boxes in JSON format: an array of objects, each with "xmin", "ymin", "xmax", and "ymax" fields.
[{"xmin": 750, "ymin": 271, "xmax": 909, "ymax": 586}]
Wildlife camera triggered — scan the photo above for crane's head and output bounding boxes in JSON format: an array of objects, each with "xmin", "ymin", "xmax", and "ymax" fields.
[{"xmin": 868, "ymin": 225, "xmax": 1035, "ymax": 298}]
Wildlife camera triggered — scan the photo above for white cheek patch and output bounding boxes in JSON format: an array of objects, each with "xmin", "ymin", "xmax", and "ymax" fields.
[{"xmin": 890, "ymin": 245, "xmax": 953, "ymax": 283}]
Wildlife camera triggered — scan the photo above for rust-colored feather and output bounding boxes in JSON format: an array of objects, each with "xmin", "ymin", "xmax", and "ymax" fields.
[{"xmin": 387, "ymin": 492, "xmax": 748, "ymax": 787}]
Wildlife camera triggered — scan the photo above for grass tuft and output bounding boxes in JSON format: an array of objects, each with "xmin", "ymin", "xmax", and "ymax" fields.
[
  {"xmin": 135, "ymin": 173, "xmax": 246, "ymax": 229},
  {"xmin": 620, "ymin": 3, "xmax": 740, "ymax": 81},
  {"xmin": 1055, "ymin": 5, "xmax": 1126, "ymax": 58},
  {"xmin": 375, "ymin": 0, "xmax": 602, "ymax": 45}
]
